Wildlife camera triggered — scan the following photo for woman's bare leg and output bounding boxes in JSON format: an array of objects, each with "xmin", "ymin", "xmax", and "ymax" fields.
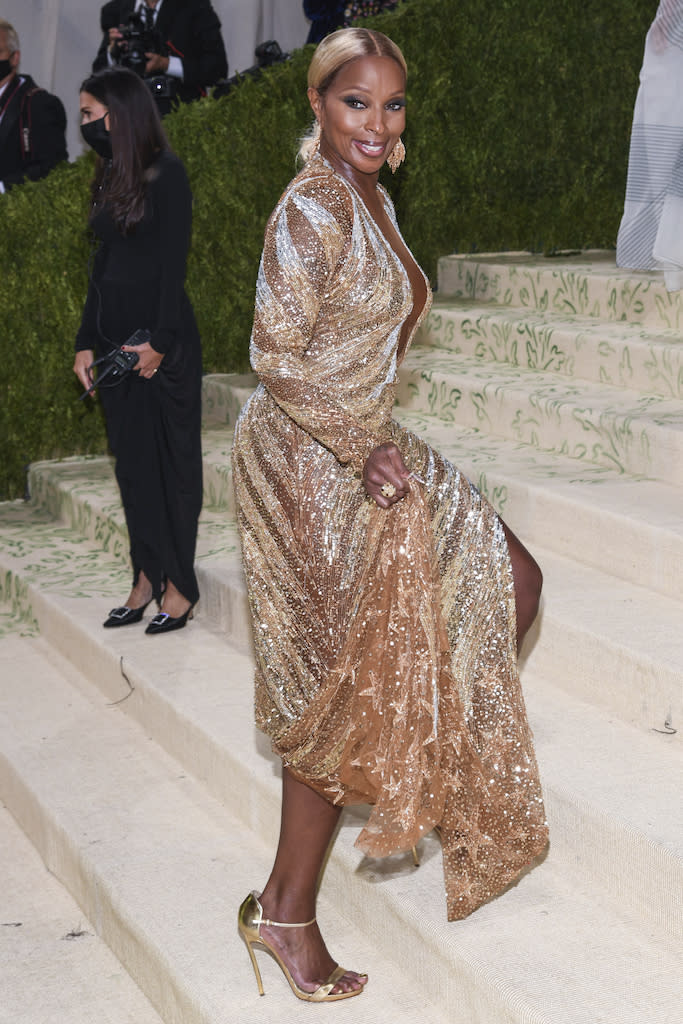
[
  {"xmin": 257, "ymin": 767, "xmax": 367, "ymax": 995},
  {"xmin": 502, "ymin": 522, "xmax": 543, "ymax": 652}
]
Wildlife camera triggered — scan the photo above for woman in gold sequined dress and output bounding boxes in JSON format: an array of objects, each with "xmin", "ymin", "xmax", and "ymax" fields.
[{"xmin": 233, "ymin": 28, "xmax": 549, "ymax": 1002}]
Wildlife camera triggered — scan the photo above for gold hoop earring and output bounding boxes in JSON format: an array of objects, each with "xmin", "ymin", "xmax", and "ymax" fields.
[{"xmin": 387, "ymin": 138, "xmax": 405, "ymax": 173}]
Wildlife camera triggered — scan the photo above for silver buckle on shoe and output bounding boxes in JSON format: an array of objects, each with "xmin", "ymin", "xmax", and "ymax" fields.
[{"xmin": 108, "ymin": 606, "xmax": 132, "ymax": 619}]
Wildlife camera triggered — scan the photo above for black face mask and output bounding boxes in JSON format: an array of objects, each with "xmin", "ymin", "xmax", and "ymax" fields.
[
  {"xmin": 81, "ymin": 115, "xmax": 113, "ymax": 160},
  {"xmin": 0, "ymin": 58, "xmax": 15, "ymax": 81}
]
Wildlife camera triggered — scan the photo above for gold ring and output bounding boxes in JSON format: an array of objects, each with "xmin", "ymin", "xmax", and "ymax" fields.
[{"xmin": 380, "ymin": 482, "xmax": 396, "ymax": 498}]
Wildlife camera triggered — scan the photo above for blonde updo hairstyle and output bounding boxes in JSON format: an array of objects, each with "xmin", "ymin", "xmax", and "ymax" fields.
[{"xmin": 299, "ymin": 28, "xmax": 408, "ymax": 164}]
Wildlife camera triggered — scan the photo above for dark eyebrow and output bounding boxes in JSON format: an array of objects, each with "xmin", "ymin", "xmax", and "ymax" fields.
[{"xmin": 340, "ymin": 87, "xmax": 406, "ymax": 100}]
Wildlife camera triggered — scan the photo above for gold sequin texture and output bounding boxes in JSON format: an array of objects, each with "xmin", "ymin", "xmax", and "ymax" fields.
[{"xmin": 232, "ymin": 155, "xmax": 548, "ymax": 921}]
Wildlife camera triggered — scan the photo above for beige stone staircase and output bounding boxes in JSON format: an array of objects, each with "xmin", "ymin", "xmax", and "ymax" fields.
[{"xmin": 0, "ymin": 252, "xmax": 681, "ymax": 1023}]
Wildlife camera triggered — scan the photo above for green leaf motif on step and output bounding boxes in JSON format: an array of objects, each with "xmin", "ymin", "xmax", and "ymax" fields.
[
  {"xmin": 428, "ymin": 378, "xmax": 462, "ymax": 420},
  {"xmin": 0, "ymin": 570, "xmax": 39, "ymax": 632},
  {"xmin": 618, "ymin": 346, "xmax": 633, "ymax": 386},
  {"xmin": 470, "ymin": 391, "xmax": 492, "ymax": 427},
  {"xmin": 524, "ymin": 325, "xmax": 567, "ymax": 372},
  {"xmin": 477, "ymin": 474, "xmax": 509, "ymax": 513},
  {"xmin": 654, "ymin": 291, "xmax": 683, "ymax": 330},
  {"xmin": 597, "ymin": 339, "xmax": 616, "ymax": 357},
  {"xmin": 616, "ymin": 281, "xmax": 646, "ymax": 323},
  {"xmin": 461, "ymin": 316, "xmax": 484, "ymax": 341},
  {"xmin": 609, "ymin": 279, "xmax": 652, "ymax": 324},
  {"xmin": 474, "ymin": 470, "xmax": 488, "ymax": 494},
  {"xmin": 426, "ymin": 378, "xmax": 438, "ymax": 414},
  {"xmin": 643, "ymin": 347, "xmax": 683, "ymax": 398},
  {"xmin": 517, "ymin": 272, "xmax": 541, "ymax": 311},
  {"xmin": 423, "ymin": 311, "xmax": 445, "ymax": 346},
  {"xmin": 553, "ymin": 272, "xmax": 589, "ymax": 316},
  {"xmin": 509, "ymin": 406, "xmax": 544, "ymax": 445},
  {"xmin": 492, "ymin": 320, "xmax": 515, "ymax": 363},
  {"xmin": 466, "ymin": 264, "xmax": 498, "ymax": 301},
  {"xmin": 569, "ymin": 406, "xmax": 651, "ymax": 474}
]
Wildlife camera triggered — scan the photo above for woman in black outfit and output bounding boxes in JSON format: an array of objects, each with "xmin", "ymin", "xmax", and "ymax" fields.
[{"xmin": 73, "ymin": 68, "xmax": 202, "ymax": 635}]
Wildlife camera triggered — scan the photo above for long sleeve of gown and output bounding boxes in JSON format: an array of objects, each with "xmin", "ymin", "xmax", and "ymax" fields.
[{"xmin": 250, "ymin": 179, "xmax": 383, "ymax": 472}]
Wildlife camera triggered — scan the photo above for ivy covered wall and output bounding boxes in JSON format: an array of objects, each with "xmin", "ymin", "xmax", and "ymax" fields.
[{"xmin": 0, "ymin": 0, "xmax": 655, "ymax": 498}]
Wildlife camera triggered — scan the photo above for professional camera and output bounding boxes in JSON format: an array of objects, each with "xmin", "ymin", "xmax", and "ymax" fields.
[
  {"xmin": 213, "ymin": 40, "xmax": 289, "ymax": 99},
  {"xmin": 111, "ymin": 11, "xmax": 160, "ymax": 76},
  {"xmin": 110, "ymin": 12, "xmax": 176, "ymax": 104}
]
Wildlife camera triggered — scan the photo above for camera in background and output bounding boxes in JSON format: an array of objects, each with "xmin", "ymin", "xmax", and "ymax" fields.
[
  {"xmin": 111, "ymin": 12, "xmax": 177, "ymax": 104},
  {"xmin": 213, "ymin": 41, "xmax": 289, "ymax": 100}
]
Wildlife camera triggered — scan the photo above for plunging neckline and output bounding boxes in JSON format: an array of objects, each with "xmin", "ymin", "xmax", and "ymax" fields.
[{"xmin": 320, "ymin": 157, "xmax": 432, "ymax": 366}]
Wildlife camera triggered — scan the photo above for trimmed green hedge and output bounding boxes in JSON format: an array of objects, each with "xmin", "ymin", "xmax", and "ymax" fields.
[{"xmin": 1, "ymin": 0, "xmax": 654, "ymax": 499}]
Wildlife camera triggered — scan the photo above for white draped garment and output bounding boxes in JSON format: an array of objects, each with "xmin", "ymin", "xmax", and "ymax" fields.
[{"xmin": 617, "ymin": 0, "xmax": 683, "ymax": 291}]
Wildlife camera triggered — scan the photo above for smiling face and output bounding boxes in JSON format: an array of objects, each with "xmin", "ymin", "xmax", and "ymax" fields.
[{"xmin": 308, "ymin": 55, "xmax": 406, "ymax": 187}]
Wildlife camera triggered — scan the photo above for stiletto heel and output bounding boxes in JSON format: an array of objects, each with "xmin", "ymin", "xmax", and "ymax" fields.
[
  {"xmin": 237, "ymin": 891, "xmax": 366, "ymax": 1002},
  {"xmin": 244, "ymin": 933, "xmax": 265, "ymax": 996},
  {"xmin": 411, "ymin": 845, "xmax": 420, "ymax": 867}
]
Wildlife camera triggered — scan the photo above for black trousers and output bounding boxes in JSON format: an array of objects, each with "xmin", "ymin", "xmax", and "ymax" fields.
[{"xmin": 99, "ymin": 340, "xmax": 203, "ymax": 605}]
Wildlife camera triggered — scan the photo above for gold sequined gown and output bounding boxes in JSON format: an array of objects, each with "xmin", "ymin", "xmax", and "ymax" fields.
[{"xmin": 232, "ymin": 155, "xmax": 548, "ymax": 921}]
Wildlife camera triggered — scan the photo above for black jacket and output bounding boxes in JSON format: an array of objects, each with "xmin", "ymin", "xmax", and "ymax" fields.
[
  {"xmin": 94, "ymin": 0, "xmax": 228, "ymax": 103},
  {"xmin": 0, "ymin": 74, "xmax": 67, "ymax": 190},
  {"xmin": 303, "ymin": 1, "xmax": 345, "ymax": 43}
]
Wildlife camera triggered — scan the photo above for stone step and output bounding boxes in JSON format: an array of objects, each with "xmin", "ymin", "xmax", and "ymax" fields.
[
  {"xmin": 3, "ymin": 250, "xmax": 681, "ymax": 1023},
  {"xmin": 522, "ymin": 671, "xmax": 682, "ymax": 946},
  {"xmin": 418, "ymin": 301, "xmax": 683, "ymax": 399},
  {"xmin": 1, "ymin": 527, "xmax": 680, "ymax": 947},
  {"xmin": 0, "ymin": 637, "xmax": 443, "ymax": 1024},
  {"xmin": 202, "ymin": 372, "xmax": 257, "ymax": 429},
  {"xmin": 30, "ymin": 386, "xmax": 683, "ymax": 606},
  {"xmin": 393, "ymin": 409, "xmax": 683, "ymax": 603},
  {"xmin": 397, "ymin": 349, "xmax": 683, "ymax": 485},
  {"xmin": 0, "ymin": 801, "xmax": 164, "ymax": 1024},
  {"xmin": 18, "ymin": 423, "xmax": 683, "ymax": 732},
  {"xmin": 0, "ymin": 494, "xmax": 251, "ymax": 656},
  {"xmin": 436, "ymin": 251, "xmax": 683, "ymax": 331},
  {"xmin": 521, "ymin": 545, "xmax": 682, "ymax": 737},
  {"xmin": 0, "ymin": 594, "xmax": 679, "ymax": 1024},
  {"xmin": 202, "ymin": 379, "xmax": 683, "ymax": 603}
]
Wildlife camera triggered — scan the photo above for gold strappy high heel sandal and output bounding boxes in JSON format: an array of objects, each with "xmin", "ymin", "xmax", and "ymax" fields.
[{"xmin": 237, "ymin": 892, "xmax": 366, "ymax": 1002}]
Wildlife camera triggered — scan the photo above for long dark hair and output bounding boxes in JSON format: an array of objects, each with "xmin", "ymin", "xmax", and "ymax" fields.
[{"xmin": 80, "ymin": 68, "xmax": 170, "ymax": 234}]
